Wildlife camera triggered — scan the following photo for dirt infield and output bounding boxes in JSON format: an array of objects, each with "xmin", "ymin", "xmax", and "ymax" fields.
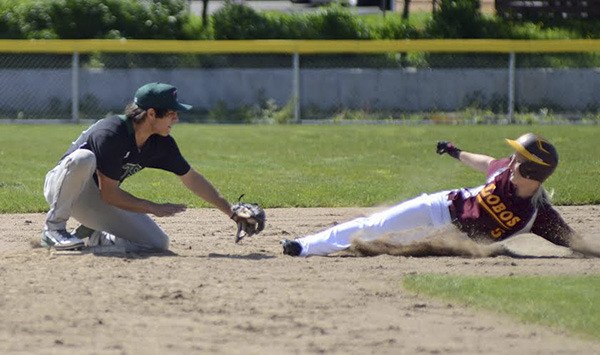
[{"xmin": 1, "ymin": 206, "xmax": 599, "ymax": 354}]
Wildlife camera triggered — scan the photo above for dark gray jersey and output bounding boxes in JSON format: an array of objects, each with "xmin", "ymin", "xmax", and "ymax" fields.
[{"xmin": 63, "ymin": 115, "xmax": 190, "ymax": 183}]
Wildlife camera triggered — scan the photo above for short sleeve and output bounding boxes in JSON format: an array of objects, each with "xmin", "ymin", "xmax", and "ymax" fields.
[
  {"xmin": 487, "ymin": 158, "xmax": 510, "ymax": 178},
  {"xmin": 146, "ymin": 135, "xmax": 191, "ymax": 176}
]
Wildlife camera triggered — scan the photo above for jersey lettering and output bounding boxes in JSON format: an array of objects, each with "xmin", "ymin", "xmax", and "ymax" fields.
[
  {"xmin": 491, "ymin": 227, "xmax": 503, "ymax": 238},
  {"xmin": 492, "ymin": 203, "xmax": 506, "ymax": 213},
  {"xmin": 476, "ymin": 182, "xmax": 522, "ymax": 239},
  {"xmin": 507, "ymin": 216, "xmax": 520, "ymax": 227},
  {"xmin": 120, "ymin": 163, "xmax": 143, "ymax": 181}
]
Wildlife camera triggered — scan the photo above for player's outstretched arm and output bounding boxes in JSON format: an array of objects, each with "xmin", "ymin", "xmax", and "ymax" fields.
[
  {"xmin": 179, "ymin": 168, "xmax": 232, "ymax": 217},
  {"xmin": 436, "ymin": 141, "xmax": 494, "ymax": 173}
]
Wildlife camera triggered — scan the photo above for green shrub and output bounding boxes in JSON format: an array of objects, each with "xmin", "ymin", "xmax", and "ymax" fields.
[
  {"xmin": 4, "ymin": 0, "xmax": 600, "ymax": 42},
  {"xmin": 212, "ymin": 3, "xmax": 370, "ymax": 40},
  {"xmin": 10, "ymin": 0, "xmax": 57, "ymax": 39},
  {"xmin": 213, "ymin": 2, "xmax": 273, "ymax": 39},
  {"xmin": 426, "ymin": 0, "xmax": 485, "ymax": 38},
  {"xmin": 182, "ymin": 11, "xmax": 211, "ymax": 39},
  {"xmin": 134, "ymin": 0, "xmax": 191, "ymax": 39},
  {"xmin": 0, "ymin": 0, "xmax": 26, "ymax": 38},
  {"xmin": 48, "ymin": 0, "xmax": 119, "ymax": 39},
  {"xmin": 265, "ymin": 12, "xmax": 320, "ymax": 39},
  {"xmin": 0, "ymin": 0, "xmax": 192, "ymax": 39},
  {"xmin": 374, "ymin": 16, "xmax": 420, "ymax": 39},
  {"xmin": 308, "ymin": 5, "xmax": 370, "ymax": 39}
]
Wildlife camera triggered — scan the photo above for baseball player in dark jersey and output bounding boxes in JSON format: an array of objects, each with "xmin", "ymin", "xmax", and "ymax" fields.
[
  {"xmin": 41, "ymin": 82, "xmax": 236, "ymax": 251},
  {"xmin": 282, "ymin": 133, "xmax": 599, "ymax": 257}
]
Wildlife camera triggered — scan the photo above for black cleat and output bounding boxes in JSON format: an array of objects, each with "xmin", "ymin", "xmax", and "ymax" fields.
[{"xmin": 281, "ymin": 239, "xmax": 302, "ymax": 256}]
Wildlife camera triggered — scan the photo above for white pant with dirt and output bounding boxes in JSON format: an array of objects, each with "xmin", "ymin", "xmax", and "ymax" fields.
[
  {"xmin": 43, "ymin": 149, "xmax": 169, "ymax": 251},
  {"xmin": 296, "ymin": 191, "xmax": 454, "ymax": 256}
]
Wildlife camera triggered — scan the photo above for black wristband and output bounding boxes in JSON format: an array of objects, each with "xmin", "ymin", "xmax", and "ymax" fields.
[{"xmin": 448, "ymin": 147, "xmax": 461, "ymax": 160}]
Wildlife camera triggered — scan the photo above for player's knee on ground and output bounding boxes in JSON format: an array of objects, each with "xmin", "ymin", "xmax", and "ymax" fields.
[{"xmin": 146, "ymin": 233, "xmax": 169, "ymax": 251}]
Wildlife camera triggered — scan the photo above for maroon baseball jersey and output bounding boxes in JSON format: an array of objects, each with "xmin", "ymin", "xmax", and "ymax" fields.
[{"xmin": 448, "ymin": 158, "xmax": 573, "ymax": 246}]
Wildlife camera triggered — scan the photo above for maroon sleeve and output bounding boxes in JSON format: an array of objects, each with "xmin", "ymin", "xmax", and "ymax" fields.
[
  {"xmin": 487, "ymin": 158, "xmax": 510, "ymax": 178},
  {"xmin": 530, "ymin": 204, "xmax": 574, "ymax": 247}
]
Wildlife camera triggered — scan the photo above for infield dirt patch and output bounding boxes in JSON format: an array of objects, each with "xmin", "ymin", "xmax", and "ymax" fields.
[{"xmin": 0, "ymin": 206, "xmax": 599, "ymax": 354}]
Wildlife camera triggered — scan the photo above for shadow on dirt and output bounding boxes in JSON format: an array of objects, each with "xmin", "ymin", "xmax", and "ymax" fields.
[{"xmin": 207, "ymin": 252, "xmax": 275, "ymax": 260}]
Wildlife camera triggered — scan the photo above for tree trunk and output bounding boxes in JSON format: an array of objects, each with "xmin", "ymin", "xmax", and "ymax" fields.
[
  {"xmin": 202, "ymin": 0, "xmax": 209, "ymax": 27},
  {"xmin": 402, "ymin": 0, "xmax": 411, "ymax": 19}
]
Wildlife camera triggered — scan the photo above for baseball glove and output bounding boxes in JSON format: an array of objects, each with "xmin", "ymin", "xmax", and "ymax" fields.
[{"xmin": 230, "ymin": 195, "xmax": 266, "ymax": 243}]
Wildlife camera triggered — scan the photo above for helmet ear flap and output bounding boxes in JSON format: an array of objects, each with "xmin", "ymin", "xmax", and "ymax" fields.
[{"xmin": 518, "ymin": 160, "xmax": 555, "ymax": 182}]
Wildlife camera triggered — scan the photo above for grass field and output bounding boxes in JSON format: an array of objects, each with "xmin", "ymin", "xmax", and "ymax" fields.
[
  {"xmin": 0, "ymin": 123, "xmax": 598, "ymax": 213},
  {"xmin": 404, "ymin": 274, "xmax": 600, "ymax": 339}
]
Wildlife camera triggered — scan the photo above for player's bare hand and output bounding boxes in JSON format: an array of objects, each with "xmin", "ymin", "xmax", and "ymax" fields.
[{"xmin": 152, "ymin": 203, "xmax": 187, "ymax": 217}]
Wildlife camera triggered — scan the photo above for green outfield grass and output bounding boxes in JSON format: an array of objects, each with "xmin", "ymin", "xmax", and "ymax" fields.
[
  {"xmin": 0, "ymin": 124, "xmax": 599, "ymax": 213},
  {"xmin": 403, "ymin": 274, "xmax": 600, "ymax": 340}
]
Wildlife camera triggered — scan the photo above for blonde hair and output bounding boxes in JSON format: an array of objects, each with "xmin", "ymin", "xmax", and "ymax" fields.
[{"xmin": 531, "ymin": 186, "xmax": 553, "ymax": 208}]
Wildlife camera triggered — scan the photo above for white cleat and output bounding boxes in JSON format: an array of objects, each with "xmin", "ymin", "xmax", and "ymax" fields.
[{"xmin": 41, "ymin": 230, "xmax": 85, "ymax": 251}]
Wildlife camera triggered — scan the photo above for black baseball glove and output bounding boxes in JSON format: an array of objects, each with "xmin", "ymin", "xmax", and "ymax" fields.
[
  {"xmin": 230, "ymin": 195, "xmax": 266, "ymax": 243},
  {"xmin": 436, "ymin": 141, "xmax": 462, "ymax": 159}
]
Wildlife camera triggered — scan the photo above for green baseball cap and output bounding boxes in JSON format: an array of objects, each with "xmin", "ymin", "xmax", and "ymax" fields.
[{"xmin": 134, "ymin": 82, "xmax": 192, "ymax": 111}]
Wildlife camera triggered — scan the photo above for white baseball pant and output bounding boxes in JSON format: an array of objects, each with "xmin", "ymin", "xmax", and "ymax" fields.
[
  {"xmin": 296, "ymin": 191, "xmax": 454, "ymax": 256},
  {"xmin": 43, "ymin": 149, "xmax": 169, "ymax": 251}
]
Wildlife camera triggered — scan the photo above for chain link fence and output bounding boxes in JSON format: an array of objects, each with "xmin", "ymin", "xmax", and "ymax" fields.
[
  {"xmin": 1, "ymin": 40, "xmax": 600, "ymax": 124},
  {"xmin": 0, "ymin": 54, "xmax": 73, "ymax": 120}
]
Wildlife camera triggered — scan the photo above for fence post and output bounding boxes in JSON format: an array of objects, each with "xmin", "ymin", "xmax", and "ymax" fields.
[
  {"xmin": 292, "ymin": 52, "xmax": 300, "ymax": 123},
  {"xmin": 71, "ymin": 52, "xmax": 80, "ymax": 123},
  {"xmin": 508, "ymin": 52, "xmax": 515, "ymax": 124}
]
